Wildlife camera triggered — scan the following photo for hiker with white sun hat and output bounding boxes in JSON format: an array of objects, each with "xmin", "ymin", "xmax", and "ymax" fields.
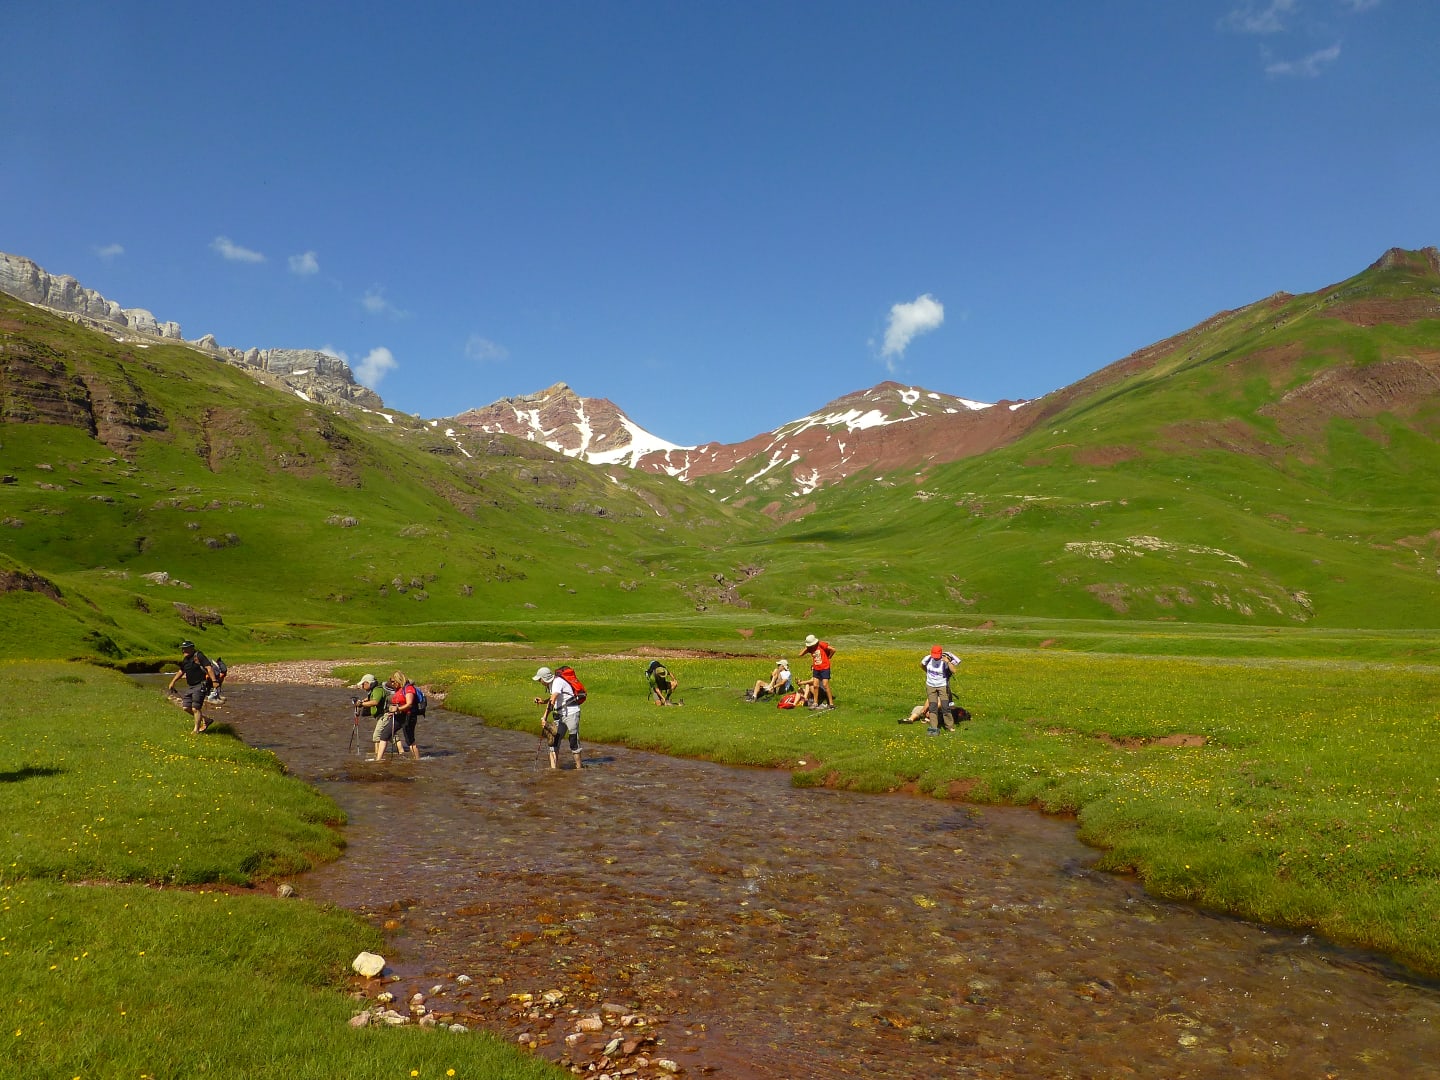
[
  {"xmin": 798, "ymin": 634, "xmax": 836, "ymax": 710},
  {"xmin": 532, "ymin": 664, "xmax": 585, "ymax": 770},
  {"xmin": 747, "ymin": 657, "xmax": 794, "ymax": 701}
]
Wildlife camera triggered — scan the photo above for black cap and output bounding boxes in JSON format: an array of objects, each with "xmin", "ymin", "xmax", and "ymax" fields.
[{"xmin": 180, "ymin": 640, "xmax": 195, "ymax": 650}]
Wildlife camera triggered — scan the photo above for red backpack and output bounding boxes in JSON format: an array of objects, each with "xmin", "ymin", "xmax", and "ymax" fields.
[
  {"xmin": 555, "ymin": 666, "xmax": 587, "ymax": 705},
  {"xmin": 777, "ymin": 692, "xmax": 802, "ymax": 709}
]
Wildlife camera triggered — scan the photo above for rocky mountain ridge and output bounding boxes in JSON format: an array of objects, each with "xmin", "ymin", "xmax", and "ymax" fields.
[
  {"xmin": 449, "ymin": 380, "xmax": 1036, "ymax": 504},
  {"xmin": 450, "ymin": 382, "xmax": 687, "ymax": 467},
  {"xmin": 0, "ymin": 252, "xmax": 382, "ymax": 411},
  {"xmin": 10, "ymin": 245, "xmax": 1437, "ymax": 510}
]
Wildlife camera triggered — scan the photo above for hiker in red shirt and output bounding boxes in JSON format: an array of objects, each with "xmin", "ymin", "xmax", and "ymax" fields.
[
  {"xmin": 799, "ymin": 634, "xmax": 836, "ymax": 710},
  {"xmin": 386, "ymin": 671, "xmax": 421, "ymax": 760}
]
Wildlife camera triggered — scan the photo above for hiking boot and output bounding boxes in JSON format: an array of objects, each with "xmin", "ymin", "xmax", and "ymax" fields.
[{"xmin": 925, "ymin": 727, "xmax": 939, "ymax": 736}]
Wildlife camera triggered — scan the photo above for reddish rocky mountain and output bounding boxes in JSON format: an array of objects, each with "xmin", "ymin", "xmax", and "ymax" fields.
[
  {"xmin": 447, "ymin": 380, "xmax": 1035, "ymax": 507},
  {"xmin": 449, "ymin": 383, "xmax": 689, "ymax": 467}
]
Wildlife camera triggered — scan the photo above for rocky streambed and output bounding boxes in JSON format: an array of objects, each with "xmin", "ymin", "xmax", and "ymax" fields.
[{"xmin": 213, "ymin": 677, "xmax": 1440, "ymax": 1079}]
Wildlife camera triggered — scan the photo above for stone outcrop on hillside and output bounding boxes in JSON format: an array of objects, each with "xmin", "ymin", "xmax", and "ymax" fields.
[
  {"xmin": 192, "ymin": 337, "xmax": 384, "ymax": 410},
  {"xmin": 0, "ymin": 252, "xmax": 383, "ymax": 412},
  {"xmin": 0, "ymin": 251, "xmax": 183, "ymax": 339}
]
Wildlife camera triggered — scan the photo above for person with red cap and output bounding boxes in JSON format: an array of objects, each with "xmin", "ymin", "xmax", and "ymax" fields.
[{"xmin": 921, "ymin": 645, "xmax": 961, "ymax": 735}]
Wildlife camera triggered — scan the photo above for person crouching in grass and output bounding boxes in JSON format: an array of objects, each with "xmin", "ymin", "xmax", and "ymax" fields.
[{"xmin": 646, "ymin": 660, "xmax": 680, "ymax": 705}]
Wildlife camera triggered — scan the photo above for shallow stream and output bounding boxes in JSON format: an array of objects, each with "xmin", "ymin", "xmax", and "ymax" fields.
[{"xmin": 218, "ymin": 683, "xmax": 1440, "ymax": 1078}]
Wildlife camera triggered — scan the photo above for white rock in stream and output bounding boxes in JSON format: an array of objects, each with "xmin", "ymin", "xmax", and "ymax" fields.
[{"xmin": 351, "ymin": 952, "xmax": 386, "ymax": 978}]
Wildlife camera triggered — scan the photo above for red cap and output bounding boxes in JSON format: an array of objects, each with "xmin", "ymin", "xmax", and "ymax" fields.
[{"xmin": 930, "ymin": 645, "xmax": 943, "ymax": 658}]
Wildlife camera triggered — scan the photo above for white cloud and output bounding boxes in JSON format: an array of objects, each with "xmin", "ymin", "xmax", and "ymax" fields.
[
  {"xmin": 210, "ymin": 236, "xmax": 266, "ymax": 263},
  {"xmin": 288, "ymin": 251, "xmax": 319, "ymax": 275},
  {"xmin": 1266, "ymin": 42, "xmax": 1342, "ymax": 76},
  {"xmin": 361, "ymin": 286, "xmax": 407, "ymax": 319},
  {"xmin": 95, "ymin": 243, "xmax": 124, "ymax": 260},
  {"xmin": 354, "ymin": 346, "xmax": 398, "ymax": 388},
  {"xmin": 465, "ymin": 335, "xmax": 509, "ymax": 363},
  {"xmin": 1222, "ymin": 0, "xmax": 1297, "ymax": 33},
  {"xmin": 881, "ymin": 294, "xmax": 945, "ymax": 368}
]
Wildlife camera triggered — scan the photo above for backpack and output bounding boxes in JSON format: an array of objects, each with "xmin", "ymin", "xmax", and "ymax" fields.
[
  {"xmin": 555, "ymin": 666, "xmax": 587, "ymax": 705},
  {"xmin": 777, "ymin": 692, "xmax": 802, "ymax": 709},
  {"xmin": 412, "ymin": 685, "xmax": 428, "ymax": 716}
]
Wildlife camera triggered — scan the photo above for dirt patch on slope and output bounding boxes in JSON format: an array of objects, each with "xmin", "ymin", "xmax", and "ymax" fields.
[
  {"xmin": 1325, "ymin": 297, "xmax": 1440, "ymax": 326},
  {"xmin": 1258, "ymin": 356, "xmax": 1440, "ymax": 439},
  {"xmin": 0, "ymin": 568, "xmax": 63, "ymax": 600},
  {"xmin": 1071, "ymin": 445, "xmax": 1140, "ymax": 467}
]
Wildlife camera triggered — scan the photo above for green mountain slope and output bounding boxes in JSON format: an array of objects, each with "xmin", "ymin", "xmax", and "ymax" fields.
[
  {"xmin": 739, "ymin": 248, "xmax": 1440, "ymax": 630},
  {"xmin": 3, "ymin": 247, "xmax": 1437, "ymax": 662},
  {"xmin": 0, "ymin": 295, "xmax": 771, "ymax": 661}
]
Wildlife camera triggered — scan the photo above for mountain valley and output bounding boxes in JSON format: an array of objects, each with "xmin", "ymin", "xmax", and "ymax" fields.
[{"xmin": 2, "ymin": 246, "xmax": 1438, "ymax": 661}]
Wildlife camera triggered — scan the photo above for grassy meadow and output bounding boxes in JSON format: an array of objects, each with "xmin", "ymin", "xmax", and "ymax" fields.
[
  {"xmin": 427, "ymin": 639, "xmax": 1440, "ymax": 976},
  {"xmin": 0, "ymin": 661, "xmax": 564, "ymax": 1080}
]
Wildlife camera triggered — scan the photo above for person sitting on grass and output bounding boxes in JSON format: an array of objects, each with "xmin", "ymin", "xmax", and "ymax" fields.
[
  {"xmin": 646, "ymin": 660, "xmax": 680, "ymax": 705},
  {"xmin": 898, "ymin": 699, "xmax": 969, "ymax": 730},
  {"xmin": 748, "ymin": 659, "xmax": 793, "ymax": 701},
  {"xmin": 796, "ymin": 675, "xmax": 822, "ymax": 708}
]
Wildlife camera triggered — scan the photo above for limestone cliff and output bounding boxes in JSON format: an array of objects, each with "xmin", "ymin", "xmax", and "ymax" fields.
[{"xmin": 0, "ymin": 252, "xmax": 383, "ymax": 412}]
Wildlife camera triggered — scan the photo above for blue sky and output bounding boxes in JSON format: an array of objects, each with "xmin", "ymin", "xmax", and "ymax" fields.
[{"xmin": 2, "ymin": 1, "xmax": 1435, "ymax": 445}]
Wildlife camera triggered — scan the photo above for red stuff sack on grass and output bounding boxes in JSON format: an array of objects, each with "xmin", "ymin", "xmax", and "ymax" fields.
[{"xmin": 777, "ymin": 692, "xmax": 802, "ymax": 709}]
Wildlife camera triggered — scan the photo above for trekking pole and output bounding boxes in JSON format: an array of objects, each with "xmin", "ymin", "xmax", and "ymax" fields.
[
  {"xmin": 348, "ymin": 699, "xmax": 362, "ymax": 756},
  {"xmin": 537, "ymin": 701, "xmax": 558, "ymax": 770}
]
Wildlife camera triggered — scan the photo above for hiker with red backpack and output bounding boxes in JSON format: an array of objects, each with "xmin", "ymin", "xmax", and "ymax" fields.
[{"xmin": 533, "ymin": 664, "xmax": 585, "ymax": 770}]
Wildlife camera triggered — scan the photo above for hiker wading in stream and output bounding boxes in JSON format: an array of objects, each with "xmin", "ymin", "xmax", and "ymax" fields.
[
  {"xmin": 533, "ymin": 665, "xmax": 583, "ymax": 770},
  {"xmin": 385, "ymin": 671, "xmax": 421, "ymax": 760},
  {"xmin": 167, "ymin": 640, "xmax": 217, "ymax": 734}
]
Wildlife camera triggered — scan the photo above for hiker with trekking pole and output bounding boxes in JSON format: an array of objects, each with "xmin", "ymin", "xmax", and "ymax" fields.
[
  {"xmin": 351, "ymin": 674, "xmax": 388, "ymax": 758},
  {"xmin": 532, "ymin": 664, "xmax": 585, "ymax": 770}
]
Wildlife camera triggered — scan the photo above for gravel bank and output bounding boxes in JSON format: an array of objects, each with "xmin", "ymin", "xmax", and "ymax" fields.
[{"xmin": 227, "ymin": 660, "xmax": 371, "ymax": 687}]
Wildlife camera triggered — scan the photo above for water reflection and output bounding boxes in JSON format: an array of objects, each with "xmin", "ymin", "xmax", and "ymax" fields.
[{"xmin": 220, "ymin": 683, "xmax": 1440, "ymax": 1078}]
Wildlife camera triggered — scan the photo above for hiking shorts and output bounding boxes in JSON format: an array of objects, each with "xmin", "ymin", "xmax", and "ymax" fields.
[
  {"xmin": 372, "ymin": 713, "xmax": 397, "ymax": 743},
  {"xmin": 550, "ymin": 706, "xmax": 580, "ymax": 751},
  {"xmin": 181, "ymin": 683, "xmax": 208, "ymax": 710},
  {"xmin": 813, "ymin": 668, "xmax": 831, "ymax": 684},
  {"xmin": 927, "ymin": 686, "xmax": 953, "ymax": 728}
]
